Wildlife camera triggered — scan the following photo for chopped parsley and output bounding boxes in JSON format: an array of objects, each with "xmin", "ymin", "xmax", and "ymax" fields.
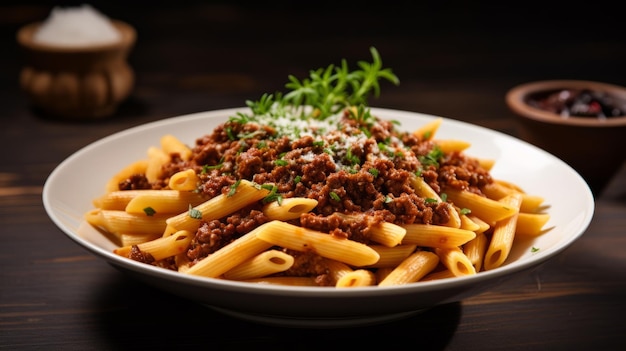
[
  {"xmin": 227, "ymin": 179, "xmax": 242, "ymax": 197},
  {"xmin": 143, "ymin": 207, "xmax": 156, "ymax": 216},
  {"xmin": 188, "ymin": 205, "xmax": 202, "ymax": 219}
]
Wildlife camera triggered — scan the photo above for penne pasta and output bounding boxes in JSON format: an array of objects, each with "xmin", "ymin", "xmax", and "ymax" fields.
[
  {"xmin": 374, "ymin": 267, "xmax": 394, "ymax": 283},
  {"xmin": 119, "ymin": 232, "xmax": 163, "ymax": 247},
  {"xmin": 242, "ymin": 276, "xmax": 319, "ymax": 286},
  {"xmin": 168, "ymin": 169, "xmax": 200, "ymax": 191},
  {"xmin": 336, "ymin": 269, "xmax": 377, "ymax": 288},
  {"xmin": 402, "ymin": 223, "xmax": 476, "ymax": 249},
  {"xmin": 114, "ymin": 230, "xmax": 193, "ymax": 261},
  {"xmin": 412, "ymin": 117, "xmax": 442, "ymax": 141},
  {"xmin": 84, "ymin": 209, "xmax": 169, "ymax": 235},
  {"xmin": 368, "ymin": 222, "xmax": 407, "ymax": 247},
  {"xmin": 160, "ymin": 134, "xmax": 192, "ymax": 161},
  {"xmin": 515, "ymin": 212, "xmax": 551, "ymax": 237},
  {"xmin": 459, "ymin": 213, "xmax": 480, "ymax": 232},
  {"xmin": 433, "ymin": 139, "xmax": 471, "ymax": 153},
  {"xmin": 378, "ymin": 250, "xmax": 440, "ymax": 286},
  {"xmin": 105, "ymin": 160, "xmax": 148, "ymax": 193},
  {"xmin": 421, "ymin": 269, "xmax": 456, "ymax": 281},
  {"xmin": 254, "ymin": 220, "xmax": 380, "ymax": 267},
  {"xmin": 325, "ymin": 259, "xmax": 354, "ymax": 284},
  {"xmin": 482, "ymin": 181, "xmax": 545, "ymax": 213},
  {"xmin": 93, "ymin": 189, "xmax": 149, "ymax": 210},
  {"xmin": 445, "ymin": 188, "xmax": 518, "ymax": 223},
  {"xmin": 366, "ymin": 244, "xmax": 417, "ymax": 268},
  {"xmin": 435, "ymin": 247, "xmax": 476, "ymax": 277},
  {"xmin": 124, "ymin": 190, "xmax": 207, "ymax": 215},
  {"xmin": 467, "ymin": 215, "xmax": 490, "ymax": 233},
  {"xmin": 145, "ymin": 146, "xmax": 170, "ymax": 183},
  {"xmin": 463, "ymin": 232, "xmax": 488, "ymax": 272},
  {"xmin": 222, "ymin": 249, "xmax": 294, "ymax": 280},
  {"xmin": 262, "ymin": 197, "xmax": 318, "ymax": 221},
  {"xmin": 483, "ymin": 193, "xmax": 523, "ymax": 271},
  {"xmin": 476, "ymin": 158, "xmax": 495, "ymax": 171},
  {"xmin": 165, "ymin": 180, "xmax": 270, "ymax": 233},
  {"xmin": 184, "ymin": 223, "xmax": 274, "ymax": 278}
]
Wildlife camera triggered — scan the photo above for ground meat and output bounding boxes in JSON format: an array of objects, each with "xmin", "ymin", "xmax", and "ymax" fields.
[
  {"xmin": 277, "ymin": 250, "xmax": 331, "ymax": 286},
  {"xmin": 129, "ymin": 245, "xmax": 155, "ymax": 264},
  {"xmin": 121, "ymin": 109, "xmax": 494, "ymax": 275},
  {"xmin": 117, "ymin": 174, "xmax": 151, "ymax": 190}
]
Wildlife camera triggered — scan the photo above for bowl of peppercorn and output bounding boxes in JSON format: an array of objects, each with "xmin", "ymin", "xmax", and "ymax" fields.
[{"xmin": 506, "ymin": 79, "xmax": 626, "ymax": 195}]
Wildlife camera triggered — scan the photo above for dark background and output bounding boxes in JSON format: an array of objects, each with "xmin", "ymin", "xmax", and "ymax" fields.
[{"xmin": 3, "ymin": 0, "xmax": 625, "ymax": 125}]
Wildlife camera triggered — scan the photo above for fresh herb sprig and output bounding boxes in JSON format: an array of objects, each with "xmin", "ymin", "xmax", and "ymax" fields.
[{"xmin": 244, "ymin": 47, "xmax": 399, "ymax": 121}]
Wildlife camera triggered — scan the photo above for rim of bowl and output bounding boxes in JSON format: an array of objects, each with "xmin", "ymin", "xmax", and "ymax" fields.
[
  {"xmin": 16, "ymin": 20, "xmax": 136, "ymax": 53},
  {"xmin": 505, "ymin": 79, "xmax": 626, "ymax": 127}
]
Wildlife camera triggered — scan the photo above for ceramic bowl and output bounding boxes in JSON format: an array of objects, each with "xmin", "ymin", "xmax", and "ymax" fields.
[
  {"xmin": 16, "ymin": 20, "xmax": 136, "ymax": 119},
  {"xmin": 42, "ymin": 107, "xmax": 594, "ymax": 328},
  {"xmin": 506, "ymin": 80, "xmax": 626, "ymax": 195}
]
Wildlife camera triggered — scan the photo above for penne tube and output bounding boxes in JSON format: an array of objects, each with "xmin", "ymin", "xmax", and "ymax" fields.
[
  {"xmin": 124, "ymin": 190, "xmax": 207, "ymax": 215},
  {"xmin": 459, "ymin": 213, "xmax": 480, "ymax": 232},
  {"xmin": 421, "ymin": 269, "xmax": 456, "ymax": 281},
  {"xmin": 401, "ymin": 223, "xmax": 476, "ymax": 249},
  {"xmin": 254, "ymin": 220, "xmax": 380, "ymax": 267},
  {"xmin": 378, "ymin": 250, "xmax": 440, "ymax": 286},
  {"xmin": 483, "ymin": 193, "xmax": 523, "ymax": 271},
  {"xmin": 114, "ymin": 230, "xmax": 193, "ymax": 261},
  {"xmin": 105, "ymin": 160, "xmax": 149, "ymax": 193},
  {"xmin": 242, "ymin": 276, "xmax": 319, "ymax": 286},
  {"xmin": 433, "ymin": 139, "xmax": 471, "ymax": 153},
  {"xmin": 222, "ymin": 250, "xmax": 294, "ymax": 281},
  {"xmin": 184, "ymin": 223, "xmax": 274, "ymax": 278},
  {"xmin": 476, "ymin": 158, "xmax": 495, "ymax": 171},
  {"xmin": 336, "ymin": 269, "xmax": 377, "ymax": 288},
  {"xmin": 482, "ymin": 181, "xmax": 545, "ymax": 213},
  {"xmin": 468, "ymin": 215, "xmax": 490, "ymax": 233},
  {"xmin": 445, "ymin": 188, "xmax": 518, "ymax": 223},
  {"xmin": 374, "ymin": 267, "xmax": 394, "ymax": 283},
  {"xmin": 435, "ymin": 247, "xmax": 476, "ymax": 277},
  {"xmin": 84, "ymin": 209, "xmax": 168, "ymax": 235},
  {"xmin": 175, "ymin": 252, "xmax": 192, "ymax": 273},
  {"xmin": 463, "ymin": 232, "xmax": 488, "ymax": 272},
  {"xmin": 166, "ymin": 180, "xmax": 270, "ymax": 233},
  {"xmin": 145, "ymin": 146, "xmax": 170, "ymax": 183},
  {"xmin": 365, "ymin": 244, "xmax": 417, "ymax": 268},
  {"xmin": 119, "ymin": 232, "xmax": 162, "ymax": 247},
  {"xmin": 368, "ymin": 222, "xmax": 407, "ymax": 247},
  {"xmin": 93, "ymin": 189, "xmax": 149, "ymax": 210},
  {"xmin": 168, "ymin": 169, "xmax": 199, "ymax": 191},
  {"xmin": 160, "ymin": 134, "xmax": 192, "ymax": 161},
  {"xmin": 515, "ymin": 212, "xmax": 551, "ymax": 236},
  {"xmin": 262, "ymin": 197, "xmax": 318, "ymax": 221},
  {"xmin": 325, "ymin": 259, "xmax": 354, "ymax": 284},
  {"xmin": 412, "ymin": 117, "xmax": 442, "ymax": 141}
]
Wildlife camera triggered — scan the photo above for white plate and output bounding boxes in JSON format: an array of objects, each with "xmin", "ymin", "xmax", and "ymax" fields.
[{"xmin": 43, "ymin": 107, "xmax": 594, "ymax": 328}]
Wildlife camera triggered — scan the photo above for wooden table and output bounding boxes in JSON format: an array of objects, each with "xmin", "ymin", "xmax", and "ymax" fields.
[{"xmin": 2, "ymin": 2, "xmax": 625, "ymax": 350}]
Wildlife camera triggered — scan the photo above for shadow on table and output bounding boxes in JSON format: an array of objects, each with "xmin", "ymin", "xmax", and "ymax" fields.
[{"xmin": 94, "ymin": 273, "xmax": 461, "ymax": 350}]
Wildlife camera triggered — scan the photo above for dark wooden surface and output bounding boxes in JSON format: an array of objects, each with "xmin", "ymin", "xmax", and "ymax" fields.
[{"xmin": 1, "ymin": 1, "xmax": 625, "ymax": 350}]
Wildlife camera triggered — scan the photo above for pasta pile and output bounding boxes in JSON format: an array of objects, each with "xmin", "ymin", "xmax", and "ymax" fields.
[{"xmin": 85, "ymin": 111, "xmax": 551, "ymax": 288}]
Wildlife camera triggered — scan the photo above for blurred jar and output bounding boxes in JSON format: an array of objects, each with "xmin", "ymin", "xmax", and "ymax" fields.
[{"xmin": 16, "ymin": 11, "xmax": 136, "ymax": 120}]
